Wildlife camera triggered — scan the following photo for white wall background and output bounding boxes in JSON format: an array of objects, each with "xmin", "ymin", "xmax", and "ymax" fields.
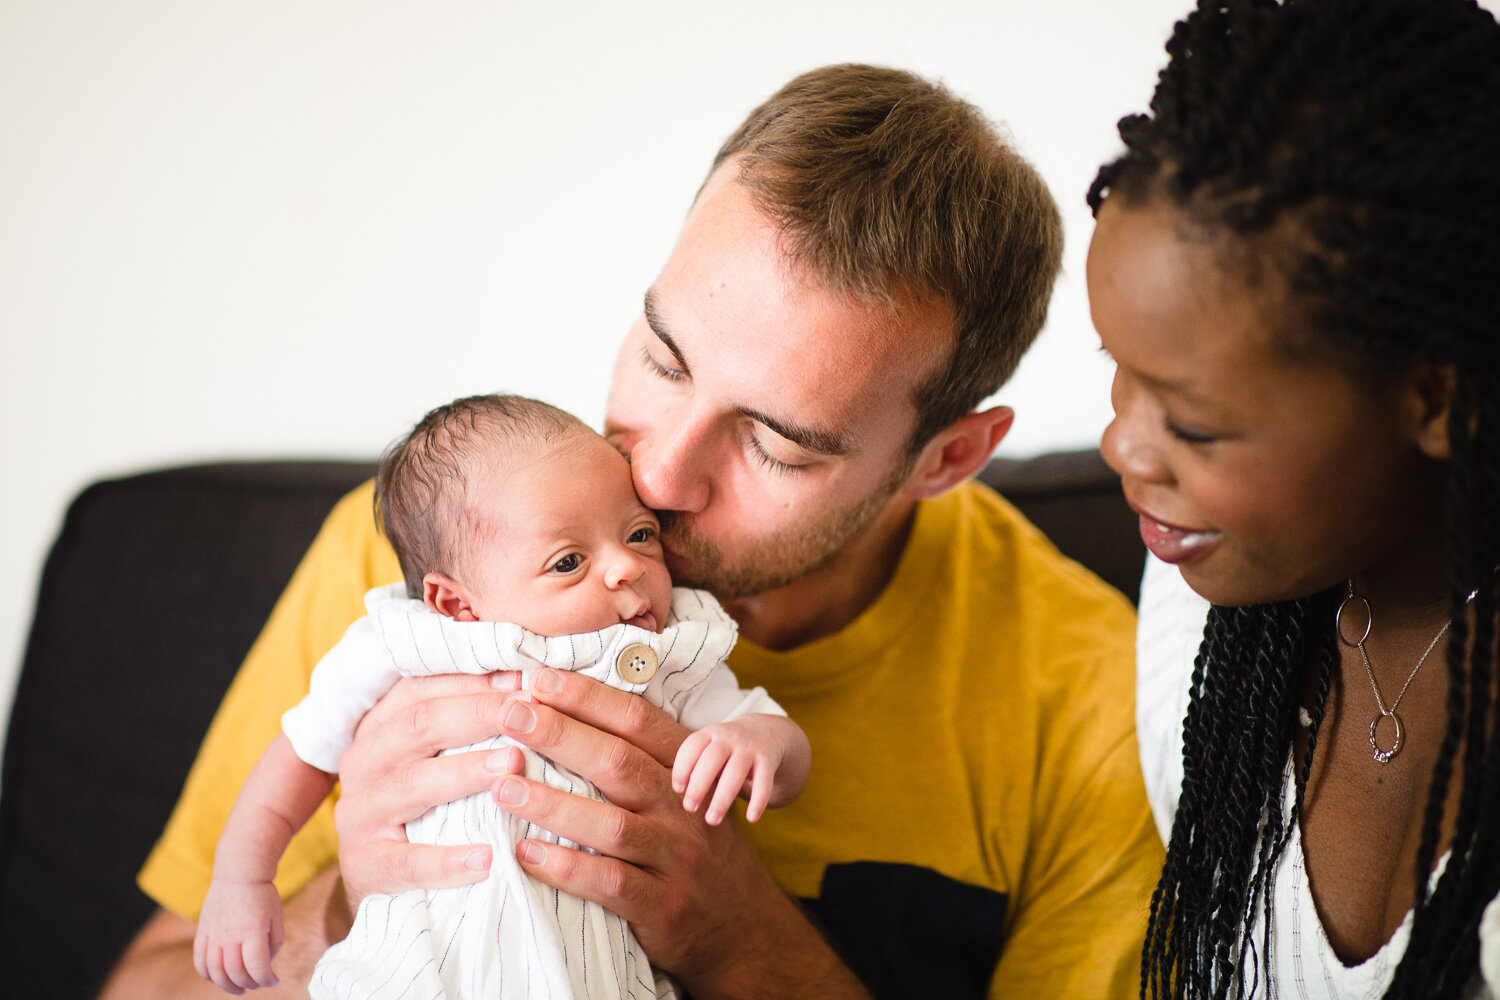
[{"xmin": 0, "ymin": 0, "xmax": 1195, "ymax": 738}]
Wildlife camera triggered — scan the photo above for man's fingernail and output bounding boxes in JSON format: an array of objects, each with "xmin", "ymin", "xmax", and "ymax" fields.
[
  {"xmin": 518, "ymin": 841, "xmax": 546, "ymax": 865},
  {"xmin": 503, "ymin": 700, "xmax": 536, "ymax": 733},
  {"xmin": 496, "ymin": 777, "xmax": 527, "ymax": 806},
  {"xmin": 490, "ymin": 671, "xmax": 520, "ymax": 692},
  {"xmin": 466, "ymin": 847, "xmax": 490, "ymax": 871},
  {"xmin": 485, "ymin": 749, "xmax": 514, "ymax": 774},
  {"xmin": 533, "ymin": 668, "xmax": 561, "ymax": 695}
]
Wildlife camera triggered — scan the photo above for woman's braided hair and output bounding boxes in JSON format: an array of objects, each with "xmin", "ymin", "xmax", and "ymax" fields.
[{"xmin": 1087, "ymin": 0, "xmax": 1500, "ymax": 996}]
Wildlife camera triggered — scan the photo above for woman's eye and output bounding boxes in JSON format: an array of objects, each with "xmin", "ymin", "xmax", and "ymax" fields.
[
  {"xmin": 1166, "ymin": 421, "xmax": 1218, "ymax": 445},
  {"xmin": 549, "ymin": 554, "xmax": 582, "ymax": 574}
]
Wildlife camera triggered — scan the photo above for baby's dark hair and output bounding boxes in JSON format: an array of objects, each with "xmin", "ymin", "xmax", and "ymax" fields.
[
  {"xmin": 1088, "ymin": 1, "xmax": 1500, "ymax": 998},
  {"xmin": 373, "ymin": 394, "xmax": 588, "ymax": 598}
]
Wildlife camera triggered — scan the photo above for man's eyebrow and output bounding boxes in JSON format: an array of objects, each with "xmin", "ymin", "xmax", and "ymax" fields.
[
  {"xmin": 643, "ymin": 289, "xmax": 690, "ymax": 376},
  {"xmin": 743, "ymin": 407, "xmax": 851, "ymax": 458},
  {"xmin": 643, "ymin": 288, "xmax": 850, "ymax": 458}
]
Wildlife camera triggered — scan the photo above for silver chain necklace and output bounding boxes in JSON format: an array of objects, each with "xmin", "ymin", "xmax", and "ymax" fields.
[{"xmin": 1335, "ymin": 580, "xmax": 1451, "ymax": 765}]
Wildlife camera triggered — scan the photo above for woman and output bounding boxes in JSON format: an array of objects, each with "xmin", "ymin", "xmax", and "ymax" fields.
[{"xmin": 1085, "ymin": 0, "xmax": 1500, "ymax": 996}]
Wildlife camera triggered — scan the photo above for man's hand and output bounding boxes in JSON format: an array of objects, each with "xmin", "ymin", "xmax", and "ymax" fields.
[
  {"xmin": 488, "ymin": 667, "xmax": 870, "ymax": 999},
  {"xmin": 333, "ymin": 670, "xmax": 525, "ymax": 905}
]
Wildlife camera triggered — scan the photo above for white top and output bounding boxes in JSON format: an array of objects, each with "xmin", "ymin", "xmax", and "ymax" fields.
[
  {"xmin": 1136, "ymin": 555, "xmax": 1499, "ymax": 999},
  {"xmin": 283, "ymin": 584, "xmax": 781, "ymax": 774}
]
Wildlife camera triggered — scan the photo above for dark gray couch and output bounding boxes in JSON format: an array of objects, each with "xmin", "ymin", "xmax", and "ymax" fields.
[{"xmin": 0, "ymin": 450, "xmax": 1143, "ymax": 1000}]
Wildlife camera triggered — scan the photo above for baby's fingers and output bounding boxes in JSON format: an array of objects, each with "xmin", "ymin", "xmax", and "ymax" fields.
[
  {"xmin": 682, "ymin": 741, "xmax": 731, "ymax": 814},
  {"xmin": 206, "ymin": 944, "xmax": 247, "ymax": 995},
  {"xmin": 744, "ymin": 761, "xmax": 774, "ymax": 822},
  {"xmin": 705, "ymin": 754, "xmax": 754, "ymax": 826},
  {"xmin": 193, "ymin": 928, "xmax": 208, "ymax": 982},
  {"xmin": 242, "ymin": 929, "xmax": 280, "ymax": 989},
  {"xmin": 224, "ymin": 943, "xmax": 258, "ymax": 993},
  {"xmin": 671, "ymin": 730, "xmax": 709, "ymax": 794}
]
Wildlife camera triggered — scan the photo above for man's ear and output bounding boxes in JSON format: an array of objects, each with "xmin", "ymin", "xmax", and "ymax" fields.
[
  {"xmin": 423, "ymin": 572, "xmax": 481, "ymax": 621},
  {"xmin": 1406, "ymin": 363, "xmax": 1455, "ymax": 462},
  {"xmin": 902, "ymin": 406, "xmax": 1015, "ymax": 500}
]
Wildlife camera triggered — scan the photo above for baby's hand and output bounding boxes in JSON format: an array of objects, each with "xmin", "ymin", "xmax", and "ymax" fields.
[
  {"xmin": 671, "ymin": 715, "xmax": 794, "ymax": 825},
  {"xmin": 193, "ymin": 878, "xmax": 285, "ymax": 994}
]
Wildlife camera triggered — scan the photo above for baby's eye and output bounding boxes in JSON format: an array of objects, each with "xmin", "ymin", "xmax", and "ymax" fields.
[
  {"xmin": 549, "ymin": 553, "xmax": 583, "ymax": 574},
  {"xmin": 628, "ymin": 526, "xmax": 656, "ymax": 544}
]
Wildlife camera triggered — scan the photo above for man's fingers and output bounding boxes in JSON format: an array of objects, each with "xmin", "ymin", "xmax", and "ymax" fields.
[
  {"xmin": 335, "ymin": 677, "xmax": 526, "ymax": 904},
  {"xmin": 513, "ymin": 837, "xmax": 664, "ymax": 927},
  {"xmin": 337, "ymin": 743, "xmax": 521, "ymax": 837},
  {"xmin": 493, "ymin": 774, "xmax": 667, "ymax": 869},
  {"xmin": 340, "ymin": 840, "xmax": 493, "ymax": 901},
  {"xmin": 357, "ymin": 671, "xmax": 519, "ymax": 730},
  {"xmin": 346, "ymin": 690, "xmax": 519, "ymax": 780},
  {"xmin": 498, "ymin": 695, "xmax": 673, "ymax": 809},
  {"xmin": 527, "ymin": 668, "xmax": 689, "ymax": 766}
]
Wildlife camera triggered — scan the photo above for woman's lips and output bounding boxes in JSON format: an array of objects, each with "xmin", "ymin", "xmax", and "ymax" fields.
[{"xmin": 1137, "ymin": 512, "xmax": 1220, "ymax": 565}]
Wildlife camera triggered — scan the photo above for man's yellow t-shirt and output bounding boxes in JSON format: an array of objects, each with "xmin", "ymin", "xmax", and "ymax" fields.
[{"xmin": 141, "ymin": 478, "xmax": 1162, "ymax": 998}]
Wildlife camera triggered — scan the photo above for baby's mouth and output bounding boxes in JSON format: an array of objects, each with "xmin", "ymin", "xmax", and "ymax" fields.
[{"xmin": 625, "ymin": 610, "xmax": 658, "ymax": 632}]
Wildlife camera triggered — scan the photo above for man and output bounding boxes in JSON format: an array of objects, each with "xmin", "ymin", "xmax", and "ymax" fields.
[{"xmin": 102, "ymin": 65, "xmax": 1160, "ymax": 999}]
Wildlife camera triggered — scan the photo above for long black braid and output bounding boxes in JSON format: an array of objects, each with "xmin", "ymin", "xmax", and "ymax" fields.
[{"xmin": 1086, "ymin": 1, "xmax": 1500, "ymax": 996}]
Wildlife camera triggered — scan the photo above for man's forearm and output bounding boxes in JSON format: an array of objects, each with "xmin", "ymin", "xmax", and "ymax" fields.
[
  {"xmin": 98, "ymin": 866, "xmax": 351, "ymax": 1000},
  {"xmin": 676, "ymin": 885, "xmax": 872, "ymax": 1000}
]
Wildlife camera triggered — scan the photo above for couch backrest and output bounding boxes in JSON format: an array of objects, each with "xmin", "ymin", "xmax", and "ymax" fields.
[
  {"xmin": 0, "ymin": 461, "xmax": 373, "ymax": 1000},
  {"xmin": 0, "ymin": 452, "xmax": 1142, "ymax": 999}
]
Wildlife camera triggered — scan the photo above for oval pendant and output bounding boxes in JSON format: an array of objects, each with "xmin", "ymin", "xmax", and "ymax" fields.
[{"xmin": 1369, "ymin": 711, "xmax": 1404, "ymax": 764}]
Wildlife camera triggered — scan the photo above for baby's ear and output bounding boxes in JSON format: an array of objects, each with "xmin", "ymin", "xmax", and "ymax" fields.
[{"xmin": 423, "ymin": 573, "xmax": 480, "ymax": 621}]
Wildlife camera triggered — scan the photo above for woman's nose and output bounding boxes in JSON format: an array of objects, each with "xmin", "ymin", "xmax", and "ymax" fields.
[{"xmin": 1100, "ymin": 370, "xmax": 1171, "ymax": 485}]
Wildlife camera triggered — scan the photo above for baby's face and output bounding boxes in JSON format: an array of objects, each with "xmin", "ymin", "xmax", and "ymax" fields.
[{"xmin": 458, "ymin": 429, "xmax": 673, "ymax": 635}]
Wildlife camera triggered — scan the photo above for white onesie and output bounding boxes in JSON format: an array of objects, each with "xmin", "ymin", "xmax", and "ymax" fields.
[{"xmin": 284, "ymin": 584, "xmax": 781, "ymax": 1000}]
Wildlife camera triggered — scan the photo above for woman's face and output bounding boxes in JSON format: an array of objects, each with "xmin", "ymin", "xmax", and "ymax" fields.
[{"xmin": 1087, "ymin": 198, "xmax": 1447, "ymax": 608}]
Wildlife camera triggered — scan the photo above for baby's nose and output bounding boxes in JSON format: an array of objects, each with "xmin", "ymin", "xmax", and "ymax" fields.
[{"xmin": 604, "ymin": 547, "xmax": 647, "ymax": 588}]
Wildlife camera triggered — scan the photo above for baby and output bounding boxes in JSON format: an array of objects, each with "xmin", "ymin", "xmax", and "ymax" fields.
[{"xmin": 194, "ymin": 394, "xmax": 810, "ymax": 1000}]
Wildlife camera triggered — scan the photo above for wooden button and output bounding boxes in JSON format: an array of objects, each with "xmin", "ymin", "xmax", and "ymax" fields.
[{"xmin": 617, "ymin": 643, "xmax": 659, "ymax": 683}]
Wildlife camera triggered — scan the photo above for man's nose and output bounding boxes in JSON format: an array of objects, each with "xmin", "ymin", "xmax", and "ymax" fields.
[{"xmin": 629, "ymin": 408, "xmax": 712, "ymax": 514}]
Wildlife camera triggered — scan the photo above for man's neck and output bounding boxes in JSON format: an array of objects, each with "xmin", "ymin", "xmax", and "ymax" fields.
[{"xmin": 726, "ymin": 495, "xmax": 919, "ymax": 652}]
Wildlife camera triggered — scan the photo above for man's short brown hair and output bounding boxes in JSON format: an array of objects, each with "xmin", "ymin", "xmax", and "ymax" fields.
[
  {"xmin": 373, "ymin": 393, "xmax": 585, "ymax": 597},
  {"xmin": 713, "ymin": 64, "xmax": 1063, "ymax": 452}
]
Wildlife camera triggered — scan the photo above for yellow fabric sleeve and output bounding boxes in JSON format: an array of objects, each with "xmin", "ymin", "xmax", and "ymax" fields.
[{"xmin": 138, "ymin": 481, "xmax": 401, "ymax": 918}]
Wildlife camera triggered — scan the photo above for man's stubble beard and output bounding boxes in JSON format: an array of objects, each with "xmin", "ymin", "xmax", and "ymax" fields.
[{"xmin": 658, "ymin": 464, "xmax": 910, "ymax": 602}]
